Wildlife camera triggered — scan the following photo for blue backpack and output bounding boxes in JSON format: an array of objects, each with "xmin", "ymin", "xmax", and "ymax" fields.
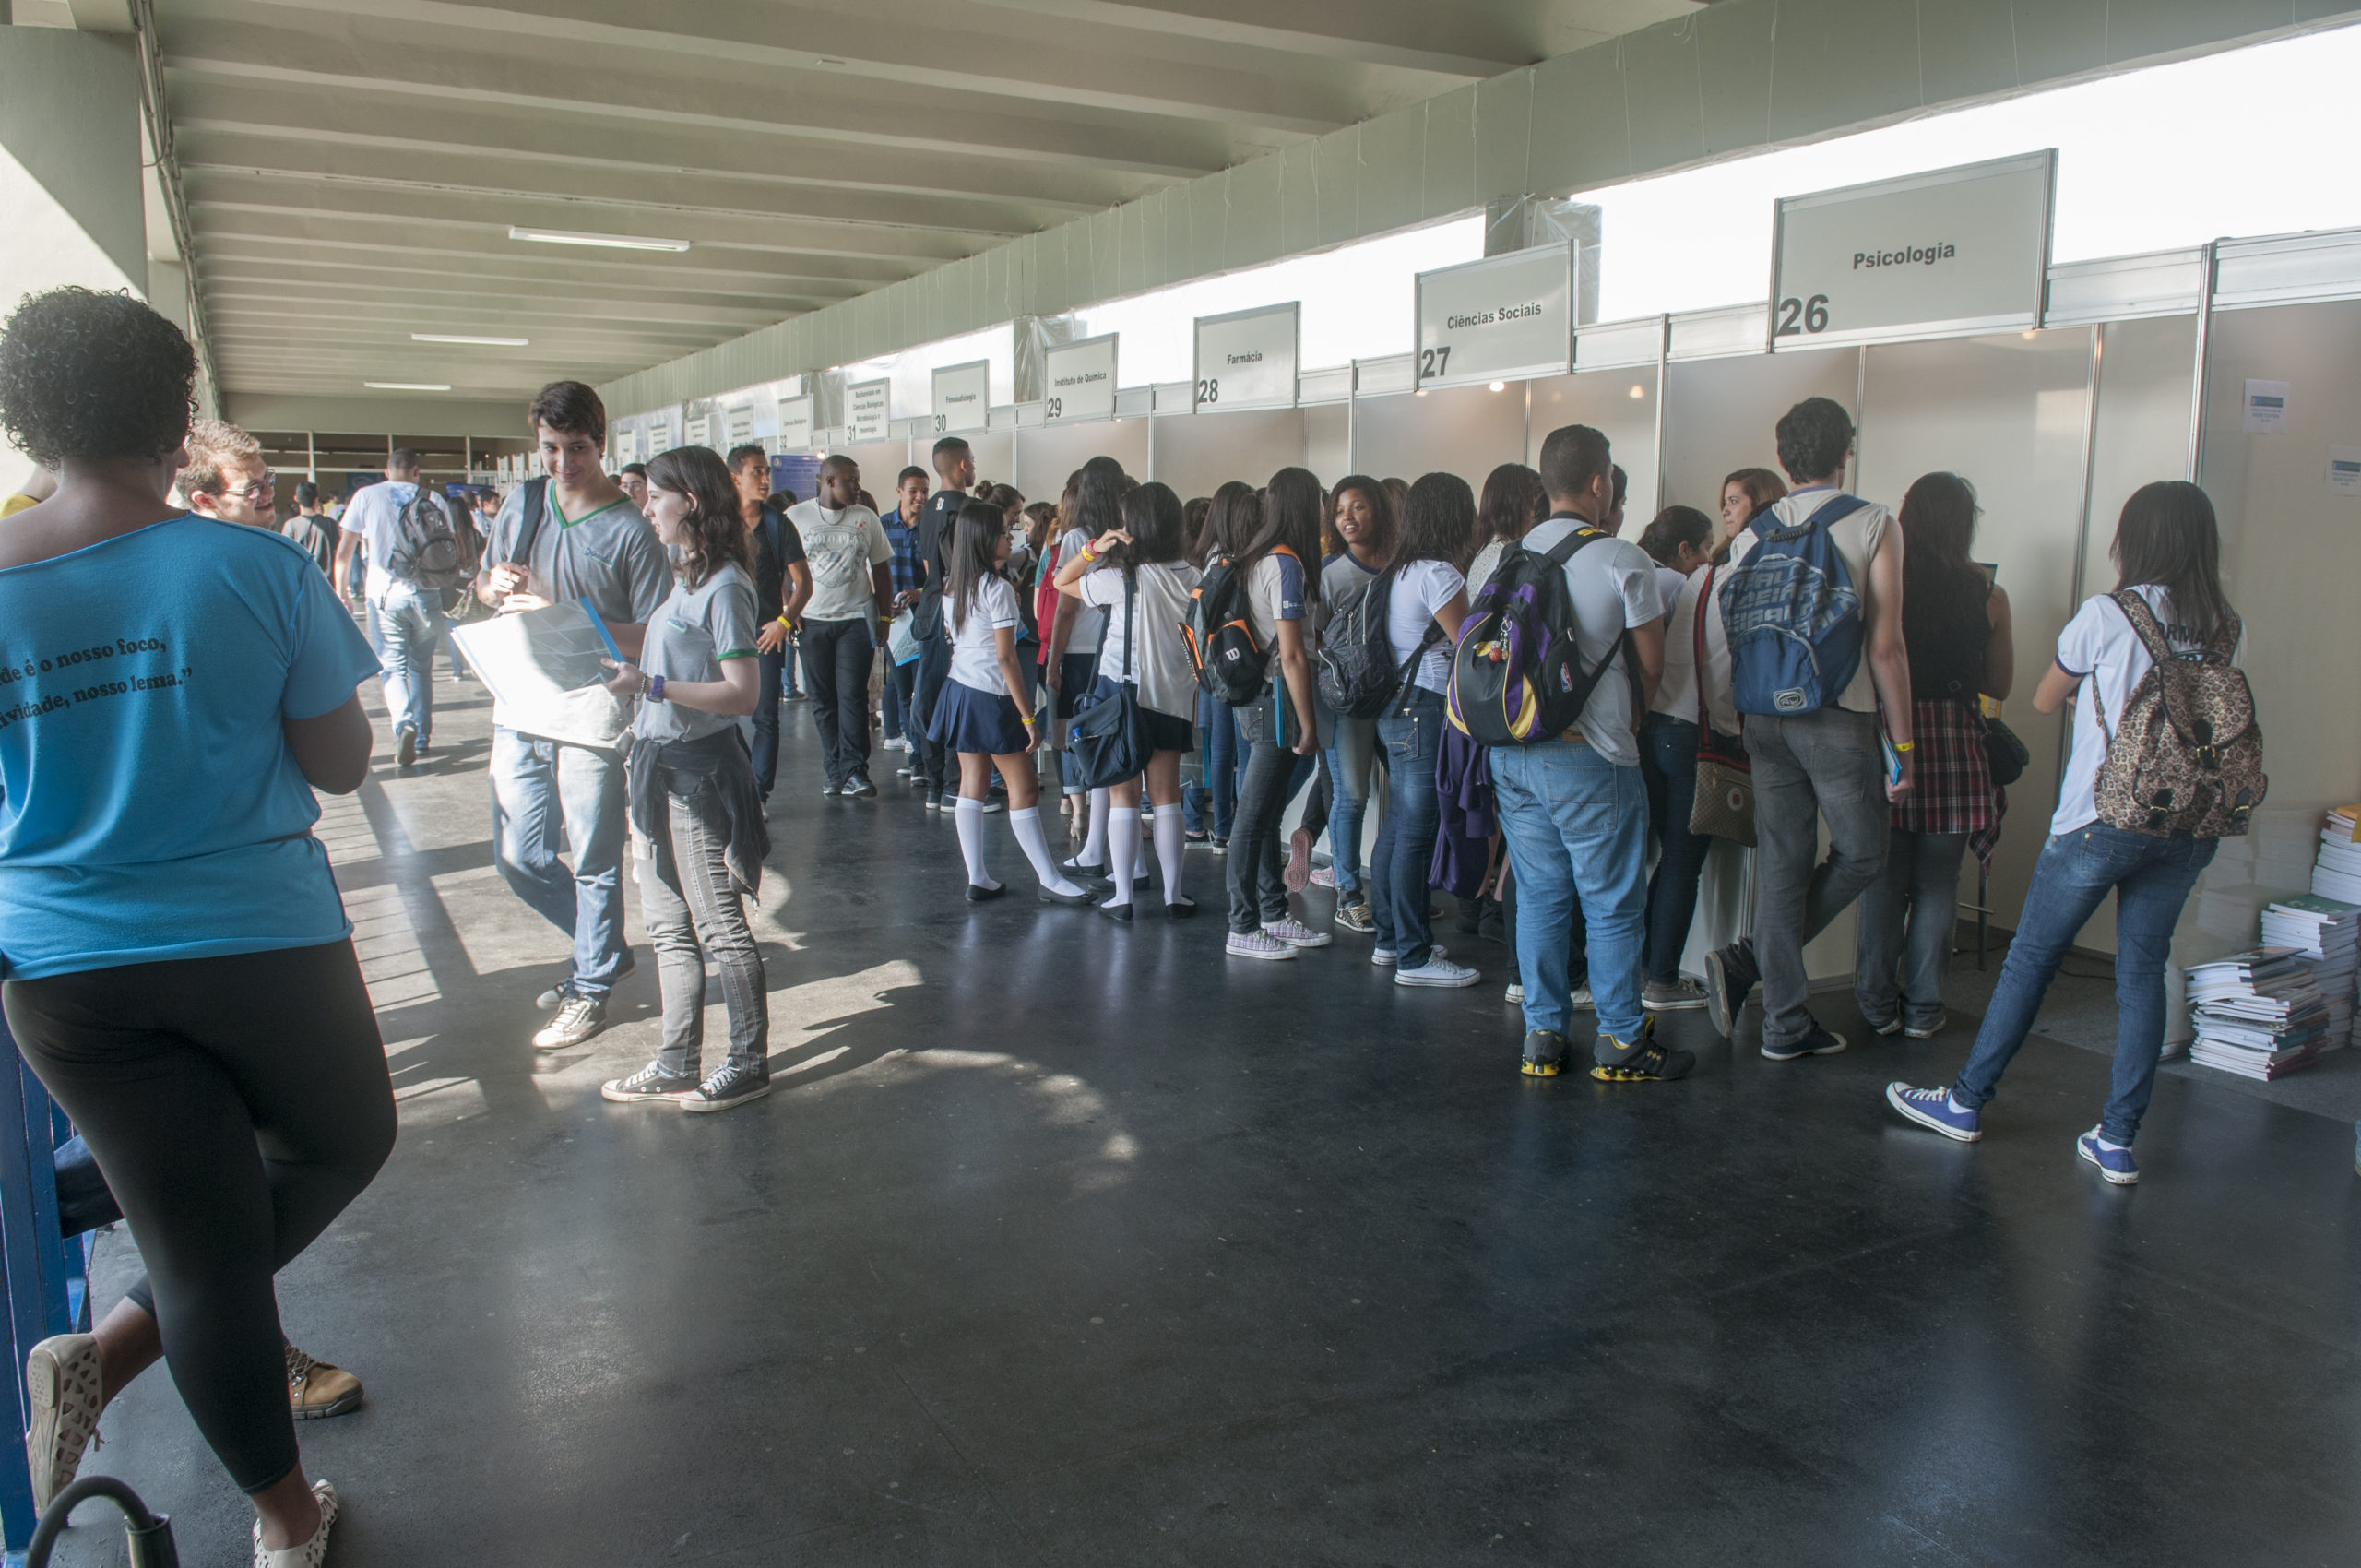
[{"xmin": 1721, "ymin": 492, "xmax": 1872, "ymax": 716}]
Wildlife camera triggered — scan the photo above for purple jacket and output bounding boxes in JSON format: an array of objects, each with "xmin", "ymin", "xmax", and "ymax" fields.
[{"xmin": 1430, "ymin": 723, "xmax": 1493, "ymax": 898}]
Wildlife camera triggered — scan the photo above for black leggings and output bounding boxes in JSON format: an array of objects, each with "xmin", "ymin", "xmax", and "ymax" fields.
[{"xmin": 3, "ymin": 941, "xmax": 397, "ymax": 1494}]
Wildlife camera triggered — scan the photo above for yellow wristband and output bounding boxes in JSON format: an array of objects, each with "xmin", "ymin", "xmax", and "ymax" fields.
[{"xmin": 1892, "ymin": 739, "xmax": 1914, "ymax": 753}]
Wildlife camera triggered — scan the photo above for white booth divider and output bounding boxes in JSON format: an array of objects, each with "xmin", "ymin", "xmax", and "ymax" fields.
[{"xmin": 1151, "ymin": 407, "xmax": 1308, "ymax": 501}]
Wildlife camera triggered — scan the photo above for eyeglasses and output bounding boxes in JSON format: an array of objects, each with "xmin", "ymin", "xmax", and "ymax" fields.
[{"xmin": 205, "ymin": 470, "xmax": 276, "ymax": 505}]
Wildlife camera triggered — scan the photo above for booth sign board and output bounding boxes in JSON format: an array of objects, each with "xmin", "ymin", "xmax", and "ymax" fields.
[
  {"xmin": 1192, "ymin": 303, "xmax": 1299, "ymax": 411},
  {"xmin": 683, "ymin": 414, "xmax": 712, "ymax": 450},
  {"xmin": 1044, "ymin": 333, "xmax": 1118, "ymax": 423},
  {"xmin": 848, "ymin": 379, "xmax": 891, "ymax": 444},
  {"xmin": 932, "ymin": 360, "xmax": 990, "ymax": 434},
  {"xmin": 1770, "ymin": 149, "xmax": 2057, "ymax": 350},
  {"xmin": 775, "ymin": 394, "xmax": 814, "ymax": 453},
  {"xmin": 723, "ymin": 406, "xmax": 757, "ymax": 449},
  {"xmin": 1414, "ymin": 243, "xmax": 1575, "ymax": 390},
  {"xmin": 647, "ymin": 413, "xmax": 675, "ymax": 454}
]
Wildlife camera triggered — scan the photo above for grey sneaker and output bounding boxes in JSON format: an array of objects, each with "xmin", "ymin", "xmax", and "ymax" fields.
[
  {"xmin": 1904, "ymin": 1014, "xmax": 1949, "ymax": 1039},
  {"xmin": 601, "ymin": 1063, "xmax": 702, "ymax": 1103},
  {"xmin": 1703, "ymin": 940, "xmax": 1758, "ymax": 1038},
  {"xmin": 532, "ymin": 993, "xmax": 607, "ymax": 1051},
  {"xmin": 394, "ymin": 724, "xmax": 418, "ymax": 767},
  {"xmin": 683, "ymin": 1060, "xmax": 772, "ymax": 1113},
  {"xmin": 1334, "ymin": 898, "xmax": 1376, "ymax": 934},
  {"xmin": 1643, "ymin": 977, "xmax": 1709, "ymax": 1012}
]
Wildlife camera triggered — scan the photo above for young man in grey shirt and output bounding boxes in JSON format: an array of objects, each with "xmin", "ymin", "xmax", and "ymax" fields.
[{"xmin": 473, "ymin": 381, "xmax": 671, "ymax": 1050}]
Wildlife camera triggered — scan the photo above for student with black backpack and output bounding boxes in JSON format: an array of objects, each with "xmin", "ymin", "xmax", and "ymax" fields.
[
  {"xmin": 1700, "ymin": 397, "xmax": 1915, "ymax": 1062},
  {"xmin": 1461, "ymin": 424, "xmax": 1690, "ymax": 1082},
  {"xmin": 1202, "ymin": 469, "xmax": 1326, "ymax": 960},
  {"xmin": 1887, "ymin": 481, "xmax": 2262, "ymax": 1184}
]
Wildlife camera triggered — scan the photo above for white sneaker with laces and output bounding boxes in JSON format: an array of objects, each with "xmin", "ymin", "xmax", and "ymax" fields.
[
  {"xmin": 532, "ymin": 994, "xmax": 607, "ymax": 1050},
  {"xmin": 1226, "ymin": 932, "xmax": 1297, "ymax": 961},
  {"xmin": 1262, "ymin": 917, "xmax": 1332, "ymax": 948},
  {"xmin": 1396, "ymin": 956, "xmax": 1479, "ymax": 989}
]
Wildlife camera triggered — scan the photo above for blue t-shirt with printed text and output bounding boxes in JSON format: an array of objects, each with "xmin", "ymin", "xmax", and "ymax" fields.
[{"xmin": 0, "ymin": 516, "xmax": 381, "ymax": 979}]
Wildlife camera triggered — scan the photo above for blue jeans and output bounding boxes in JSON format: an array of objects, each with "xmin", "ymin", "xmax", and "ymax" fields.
[
  {"xmin": 1183, "ymin": 694, "xmax": 1244, "ymax": 837},
  {"xmin": 752, "ymin": 648, "xmax": 786, "ymax": 798},
  {"xmin": 491, "ymin": 726, "xmax": 631, "ymax": 999},
  {"xmin": 369, "ymin": 580, "xmax": 444, "ymax": 745},
  {"xmin": 1491, "ymin": 741, "xmax": 1648, "ymax": 1045},
  {"xmin": 1369, "ymin": 688, "xmax": 1445, "ymax": 968},
  {"xmin": 1953, "ymin": 824, "xmax": 2216, "ymax": 1146},
  {"xmin": 883, "ymin": 654, "xmax": 917, "ymax": 742},
  {"xmin": 1638, "ymin": 713, "xmax": 1712, "ymax": 984},
  {"xmin": 1324, "ymin": 716, "xmax": 1377, "ymax": 896}
]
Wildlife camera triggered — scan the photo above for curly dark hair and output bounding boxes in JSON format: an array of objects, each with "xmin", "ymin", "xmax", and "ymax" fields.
[
  {"xmin": 1774, "ymin": 396, "xmax": 1853, "ymax": 483},
  {"xmin": 0, "ymin": 287, "xmax": 196, "ymax": 469}
]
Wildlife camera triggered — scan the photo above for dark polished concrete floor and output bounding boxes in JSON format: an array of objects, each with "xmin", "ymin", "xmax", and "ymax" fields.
[{"xmin": 54, "ymin": 675, "xmax": 2361, "ymax": 1567}]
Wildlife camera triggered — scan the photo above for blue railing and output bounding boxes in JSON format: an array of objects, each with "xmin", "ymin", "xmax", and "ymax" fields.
[{"xmin": 0, "ymin": 1010, "xmax": 91, "ymax": 1562}]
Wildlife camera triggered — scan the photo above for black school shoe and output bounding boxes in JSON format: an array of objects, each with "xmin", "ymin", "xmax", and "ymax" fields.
[
  {"xmin": 1592, "ymin": 1016, "xmax": 1696, "ymax": 1083},
  {"xmin": 966, "ymin": 883, "xmax": 1006, "ymax": 903},
  {"xmin": 1761, "ymin": 1024, "xmax": 1848, "ymax": 1063},
  {"xmin": 683, "ymin": 1061, "xmax": 772, "ymax": 1112}
]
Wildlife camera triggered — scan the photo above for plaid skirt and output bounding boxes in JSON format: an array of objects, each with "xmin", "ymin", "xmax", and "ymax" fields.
[{"xmin": 1892, "ymin": 696, "xmax": 2004, "ymax": 861}]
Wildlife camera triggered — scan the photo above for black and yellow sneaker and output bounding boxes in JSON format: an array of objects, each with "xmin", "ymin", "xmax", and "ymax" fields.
[
  {"xmin": 1592, "ymin": 1016, "xmax": 1696, "ymax": 1083},
  {"xmin": 1520, "ymin": 1029, "xmax": 1568, "ymax": 1077}
]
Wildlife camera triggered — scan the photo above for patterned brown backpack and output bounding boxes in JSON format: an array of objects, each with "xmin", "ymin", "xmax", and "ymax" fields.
[{"xmin": 2089, "ymin": 590, "xmax": 2265, "ymax": 837}]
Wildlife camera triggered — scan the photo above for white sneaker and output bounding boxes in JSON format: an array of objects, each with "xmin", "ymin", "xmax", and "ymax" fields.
[
  {"xmin": 1569, "ymin": 981, "xmax": 1594, "ymax": 1011},
  {"xmin": 24, "ymin": 1332, "xmax": 103, "ymax": 1512},
  {"xmin": 1262, "ymin": 917, "xmax": 1332, "ymax": 948},
  {"xmin": 1396, "ymin": 956, "xmax": 1479, "ymax": 989},
  {"xmin": 1504, "ymin": 981, "xmax": 1525, "ymax": 1005},
  {"xmin": 1226, "ymin": 932, "xmax": 1297, "ymax": 961},
  {"xmin": 254, "ymin": 1479, "xmax": 338, "ymax": 1568}
]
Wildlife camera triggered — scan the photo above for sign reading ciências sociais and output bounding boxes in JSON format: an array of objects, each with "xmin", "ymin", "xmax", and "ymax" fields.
[
  {"xmin": 1770, "ymin": 148, "xmax": 2057, "ymax": 350},
  {"xmin": 931, "ymin": 360, "xmax": 990, "ymax": 434},
  {"xmin": 775, "ymin": 394, "xmax": 814, "ymax": 452},
  {"xmin": 1414, "ymin": 244, "xmax": 1574, "ymax": 390},
  {"xmin": 1193, "ymin": 303, "xmax": 1299, "ymax": 411},
  {"xmin": 1044, "ymin": 334, "xmax": 1118, "ymax": 423},
  {"xmin": 848, "ymin": 379, "xmax": 891, "ymax": 444}
]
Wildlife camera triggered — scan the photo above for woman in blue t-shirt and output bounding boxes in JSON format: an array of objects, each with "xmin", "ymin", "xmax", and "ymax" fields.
[{"xmin": 0, "ymin": 288, "xmax": 387, "ymax": 1564}]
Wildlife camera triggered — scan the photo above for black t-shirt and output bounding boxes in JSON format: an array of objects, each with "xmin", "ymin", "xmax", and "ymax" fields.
[
  {"xmin": 751, "ymin": 505, "xmax": 807, "ymax": 624},
  {"xmin": 914, "ymin": 487, "xmax": 967, "ymax": 638}
]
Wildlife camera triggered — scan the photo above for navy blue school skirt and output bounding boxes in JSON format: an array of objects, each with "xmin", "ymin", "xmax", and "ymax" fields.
[{"xmin": 930, "ymin": 676, "xmax": 1029, "ymax": 755}]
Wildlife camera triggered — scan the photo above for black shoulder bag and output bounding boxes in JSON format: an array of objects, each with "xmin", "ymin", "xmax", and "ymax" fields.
[{"xmin": 1065, "ymin": 568, "xmax": 1154, "ymax": 789}]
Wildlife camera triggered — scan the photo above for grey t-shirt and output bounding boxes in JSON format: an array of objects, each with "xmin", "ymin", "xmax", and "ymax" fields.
[
  {"xmin": 636, "ymin": 564, "xmax": 759, "ymax": 743},
  {"xmin": 484, "ymin": 485, "xmax": 670, "ymax": 629}
]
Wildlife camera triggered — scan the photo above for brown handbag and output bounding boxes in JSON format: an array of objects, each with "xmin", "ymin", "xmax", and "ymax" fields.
[{"xmin": 1686, "ymin": 565, "xmax": 1756, "ymax": 847}]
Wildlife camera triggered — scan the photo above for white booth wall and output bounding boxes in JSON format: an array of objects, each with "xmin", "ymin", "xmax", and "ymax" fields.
[
  {"xmin": 1525, "ymin": 366, "xmax": 1661, "ymax": 523},
  {"xmin": 842, "ymin": 439, "xmax": 914, "ymax": 496},
  {"xmin": 2186, "ymin": 298, "xmax": 2361, "ymax": 968},
  {"xmin": 1350, "ymin": 383, "xmax": 1525, "ymax": 492},
  {"xmin": 1151, "ymin": 408, "xmax": 1309, "ymax": 500},
  {"xmin": 1013, "ymin": 417, "xmax": 1150, "ymax": 501}
]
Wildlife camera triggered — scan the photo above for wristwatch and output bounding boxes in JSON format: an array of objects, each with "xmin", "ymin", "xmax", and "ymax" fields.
[{"xmin": 647, "ymin": 673, "xmax": 666, "ymax": 702}]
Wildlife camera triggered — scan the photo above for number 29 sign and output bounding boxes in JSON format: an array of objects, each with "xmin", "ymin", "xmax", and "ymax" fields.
[{"xmin": 1769, "ymin": 149, "xmax": 2056, "ymax": 351}]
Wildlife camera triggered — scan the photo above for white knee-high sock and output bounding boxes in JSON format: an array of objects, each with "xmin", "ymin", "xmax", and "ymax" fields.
[
  {"xmin": 1011, "ymin": 806, "xmax": 1084, "ymax": 895},
  {"xmin": 1152, "ymin": 804, "xmax": 1187, "ymax": 904},
  {"xmin": 1079, "ymin": 787, "xmax": 1110, "ymax": 866},
  {"xmin": 1106, "ymin": 807, "xmax": 1141, "ymax": 906},
  {"xmin": 955, "ymin": 798, "xmax": 998, "ymax": 890}
]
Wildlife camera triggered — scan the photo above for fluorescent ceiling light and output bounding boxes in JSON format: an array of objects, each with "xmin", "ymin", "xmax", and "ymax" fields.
[
  {"xmin": 412, "ymin": 332, "xmax": 529, "ymax": 347},
  {"xmin": 365, "ymin": 381, "xmax": 452, "ymax": 392},
  {"xmin": 508, "ymin": 225, "xmax": 690, "ymax": 253}
]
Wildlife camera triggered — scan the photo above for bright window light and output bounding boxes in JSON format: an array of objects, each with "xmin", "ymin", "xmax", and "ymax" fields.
[
  {"xmin": 509, "ymin": 226, "xmax": 690, "ymax": 253},
  {"xmin": 364, "ymin": 381, "xmax": 452, "ymax": 392},
  {"xmin": 1584, "ymin": 21, "xmax": 2361, "ymax": 321},
  {"xmin": 412, "ymin": 333, "xmax": 529, "ymax": 347}
]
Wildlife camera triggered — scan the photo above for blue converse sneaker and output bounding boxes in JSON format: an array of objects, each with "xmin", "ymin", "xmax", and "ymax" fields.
[
  {"xmin": 1885, "ymin": 1083, "xmax": 1981, "ymax": 1142},
  {"xmin": 2076, "ymin": 1127, "xmax": 2139, "ymax": 1185}
]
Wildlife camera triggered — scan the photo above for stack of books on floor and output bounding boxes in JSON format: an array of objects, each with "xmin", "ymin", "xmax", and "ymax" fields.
[
  {"xmin": 2260, "ymin": 891, "xmax": 2360, "ymax": 1051},
  {"xmin": 2313, "ymin": 806, "xmax": 2361, "ymax": 905},
  {"xmin": 2184, "ymin": 946, "xmax": 2331, "ymax": 1080}
]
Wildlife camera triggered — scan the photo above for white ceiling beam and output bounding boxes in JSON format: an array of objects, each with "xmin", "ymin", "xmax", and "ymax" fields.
[{"xmin": 967, "ymin": 0, "xmax": 1535, "ymax": 75}]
